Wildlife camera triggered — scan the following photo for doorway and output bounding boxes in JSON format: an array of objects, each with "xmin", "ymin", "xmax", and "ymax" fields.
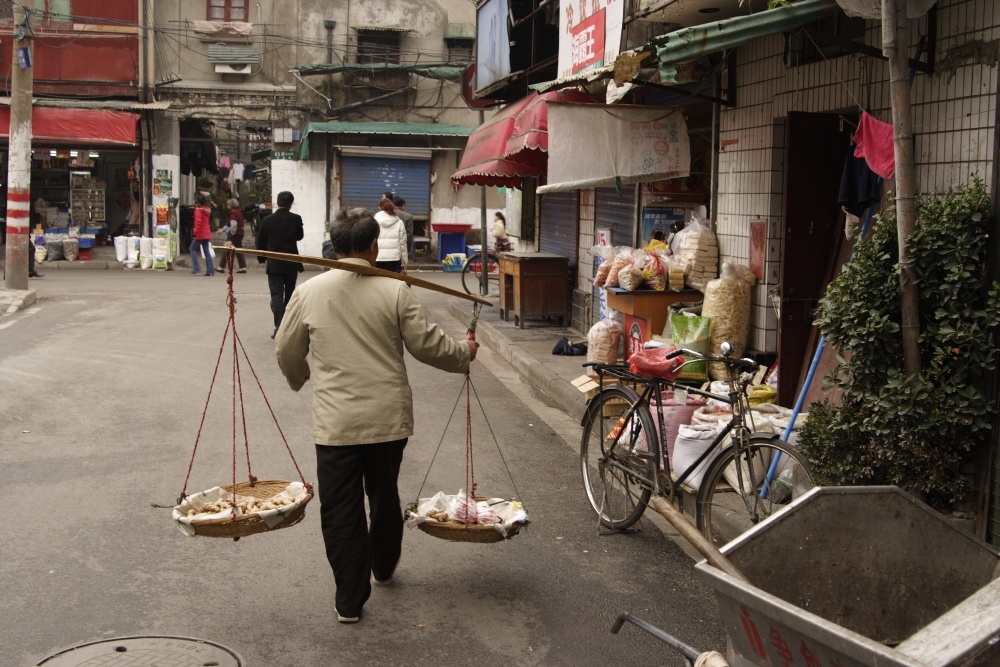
[{"xmin": 777, "ymin": 112, "xmax": 853, "ymax": 406}]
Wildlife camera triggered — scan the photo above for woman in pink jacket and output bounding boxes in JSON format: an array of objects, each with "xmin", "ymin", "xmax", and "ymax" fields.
[{"xmin": 190, "ymin": 193, "xmax": 215, "ymax": 276}]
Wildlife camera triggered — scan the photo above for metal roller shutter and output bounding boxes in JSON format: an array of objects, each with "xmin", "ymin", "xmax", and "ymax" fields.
[
  {"xmin": 538, "ymin": 190, "xmax": 579, "ymax": 266},
  {"xmin": 595, "ymin": 186, "xmax": 636, "ymax": 247},
  {"xmin": 339, "ymin": 155, "xmax": 431, "ymax": 216}
]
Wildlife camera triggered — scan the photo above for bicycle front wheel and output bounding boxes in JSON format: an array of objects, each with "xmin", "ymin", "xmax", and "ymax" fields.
[
  {"xmin": 461, "ymin": 252, "xmax": 499, "ymax": 296},
  {"xmin": 580, "ymin": 384, "xmax": 657, "ymax": 530},
  {"xmin": 696, "ymin": 435, "xmax": 815, "ymax": 547}
]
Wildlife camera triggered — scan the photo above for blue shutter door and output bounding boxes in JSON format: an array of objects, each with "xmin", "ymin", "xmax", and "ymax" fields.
[{"xmin": 339, "ymin": 156, "xmax": 431, "ymax": 216}]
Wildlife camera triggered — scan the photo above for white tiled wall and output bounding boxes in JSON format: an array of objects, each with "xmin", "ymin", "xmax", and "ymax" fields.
[{"xmin": 716, "ymin": 0, "xmax": 998, "ymax": 353}]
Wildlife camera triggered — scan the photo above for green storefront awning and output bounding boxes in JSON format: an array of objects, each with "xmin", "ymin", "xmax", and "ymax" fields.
[
  {"xmin": 652, "ymin": 0, "xmax": 840, "ymax": 82},
  {"xmin": 298, "ymin": 121, "xmax": 474, "ymax": 160},
  {"xmin": 296, "ymin": 62, "xmax": 469, "ymax": 82}
]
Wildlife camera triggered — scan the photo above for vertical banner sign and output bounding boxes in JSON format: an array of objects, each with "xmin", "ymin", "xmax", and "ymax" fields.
[{"xmin": 559, "ymin": 0, "xmax": 625, "ymax": 80}]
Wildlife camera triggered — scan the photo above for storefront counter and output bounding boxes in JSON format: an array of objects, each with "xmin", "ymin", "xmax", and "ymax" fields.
[
  {"xmin": 499, "ymin": 252, "xmax": 569, "ymax": 328},
  {"xmin": 607, "ymin": 288, "xmax": 703, "ymax": 344}
]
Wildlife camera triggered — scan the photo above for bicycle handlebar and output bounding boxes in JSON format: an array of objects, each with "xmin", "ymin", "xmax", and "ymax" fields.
[{"xmin": 669, "ymin": 347, "xmax": 760, "ymax": 374}]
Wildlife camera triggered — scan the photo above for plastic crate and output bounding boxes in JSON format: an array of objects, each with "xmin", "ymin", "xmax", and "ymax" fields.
[
  {"xmin": 77, "ymin": 237, "xmax": 95, "ymax": 248},
  {"xmin": 78, "ymin": 248, "xmax": 92, "ymax": 261}
]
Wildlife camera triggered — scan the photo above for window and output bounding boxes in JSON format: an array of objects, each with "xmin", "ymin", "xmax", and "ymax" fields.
[
  {"xmin": 208, "ymin": 0, "xmax": 247, "ymax": 22},
  {"xmin": 787, "ymin": 14, "xmax": 866, "ymax": 66},
  {"xmin": 356, "ymin": 30, "xmax": 401, "ymax": 65}
]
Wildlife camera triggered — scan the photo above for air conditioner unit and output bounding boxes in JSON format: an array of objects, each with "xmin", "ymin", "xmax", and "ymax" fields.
[{"xmin": 215, "ymin": 63, "xmax": 251, "ymax": 75}]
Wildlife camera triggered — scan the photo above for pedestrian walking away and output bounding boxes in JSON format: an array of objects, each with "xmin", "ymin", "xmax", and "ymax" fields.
[
  {"xmin": 190, "ymin": 193, "xmax": 215, "ymax": 277},
  {"xmin": 256, "ymin": 190, "xmax": 304, "ymax": 338},
  {"xmin": 274, "ymin": 207, "xmax": 479, "ymax": 624},
  {"xmin": 374, "ymin": 195, "xmax": 407, "ymax": 274},
  {"xmin": 393, "ymin": 196, "xmax": 414, "ymax": 261},
  {"xmin": 224, "ymin": 198, "xmax": 247, "ymax": 272}
]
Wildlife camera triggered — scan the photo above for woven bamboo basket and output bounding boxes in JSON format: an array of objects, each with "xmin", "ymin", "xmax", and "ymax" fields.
[
  {"xmin": 188, "ymin": 479, "xmax": 313, "ymax": 539},
  {"xmin": 408, "ymin": 497, "xmax": 524, "ymax": 544}
]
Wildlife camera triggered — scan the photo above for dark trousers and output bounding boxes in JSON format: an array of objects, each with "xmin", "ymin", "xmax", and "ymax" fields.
[
  {"xmin": 375, "ymin": 260, "xmax": 402, "ymax": 273},
  {"xmin": 267, "ymin": 272, "xmax": 298, "ymax": 328},
  {"xmin": 227, "ymin": 233, "xmax": 247, "ymax": 269},
  {"xmin": 316, "ymin": 439, "xmax": 407, "ymax": 616}
]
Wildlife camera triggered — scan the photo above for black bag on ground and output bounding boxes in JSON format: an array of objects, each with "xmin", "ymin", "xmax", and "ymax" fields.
[{"xmin": 552, "ymin": 337, "xmax": 588, "ymax": 356}]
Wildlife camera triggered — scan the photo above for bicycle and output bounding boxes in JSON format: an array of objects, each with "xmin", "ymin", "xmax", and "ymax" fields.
[
  {"xmin": 580, "ymin": 343, "xmax": 815, "ymax": 546},
  {"xmin": 461, "ymin": 240, "xmax": 512, "ymax": 296}
]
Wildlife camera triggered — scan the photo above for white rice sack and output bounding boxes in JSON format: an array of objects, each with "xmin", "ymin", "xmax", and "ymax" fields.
[
  {"xmin": 769, "ymin": 413, "xmax": 809, "ymax": 446},
  {"xmin": 671, "ymin": 423, "xmax": 722, "ymax": 491}
]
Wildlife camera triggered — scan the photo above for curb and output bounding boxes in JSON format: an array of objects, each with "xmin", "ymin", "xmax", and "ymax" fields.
[{"xmin": 1, "ymin": 288, "xmax": 36, "ymax": 316}]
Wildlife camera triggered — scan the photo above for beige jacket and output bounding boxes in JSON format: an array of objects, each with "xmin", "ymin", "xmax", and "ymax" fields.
[{"xmin": 275, "ymin": 259, "xmax": 470, "ymax": 445}]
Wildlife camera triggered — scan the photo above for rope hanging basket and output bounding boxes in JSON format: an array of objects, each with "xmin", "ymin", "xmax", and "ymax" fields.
[
  {"xmin": 182, "ymin": 480, "xmax": 314, "ymax": 539},
  {"xmin": 407, "ymin": 370, "xmax": 529, "ymax": 544},
  {"xmin": 406, "ymin": 496, "xmax": 524, "ymax": 544},
  {"xmin": 173, "ymin": 248, "xmax": 314, "ymax": 541}
]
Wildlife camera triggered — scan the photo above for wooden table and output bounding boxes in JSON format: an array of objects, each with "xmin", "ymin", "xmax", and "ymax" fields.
[{"xmin": 498, "ymin": 252, "xmax": 569, "ymax": 328}]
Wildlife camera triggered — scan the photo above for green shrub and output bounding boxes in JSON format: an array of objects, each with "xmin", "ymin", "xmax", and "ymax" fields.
[{"xmin": 799, "ymin": 177, "xmax": 1000, "ymax": 508}]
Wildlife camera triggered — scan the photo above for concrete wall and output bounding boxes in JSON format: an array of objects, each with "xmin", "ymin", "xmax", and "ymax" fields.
[
  {"xmin": 271, "ymin": 158, "xmax": 328, "ymax": 258},
  {"xmin": 715, "ymin": 0, "xmax": 999, "ymax": 354}
]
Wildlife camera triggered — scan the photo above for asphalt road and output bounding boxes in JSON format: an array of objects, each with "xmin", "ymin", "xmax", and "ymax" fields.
[{"xmin": 0, "ymin": 268, "xmax": 726, "ymax": 666}]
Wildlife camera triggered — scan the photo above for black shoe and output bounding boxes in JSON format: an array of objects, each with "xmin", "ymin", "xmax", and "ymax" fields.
[
  {"xmin": 29, "ymin": 271, "xmax": 43, "ymax": 278},
  {"xmin": 271, "ymin": 328, "xmax": 277, "ymax": 339}
]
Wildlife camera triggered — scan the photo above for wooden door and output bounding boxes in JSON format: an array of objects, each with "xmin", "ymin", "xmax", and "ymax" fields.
[{"xmin": 778, "ymin": 112, "xmax": 851, "ymax": 406}]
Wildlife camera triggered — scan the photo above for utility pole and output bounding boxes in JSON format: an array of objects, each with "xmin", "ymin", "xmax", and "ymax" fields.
[
  {"xmin": 4, "ymin": 0, "xmax": 34, "ymax": 290},
  {"xmin": 882, "ymin": 0, "xmax": 922, "ymax": 375},
  {"xmin": 479, "ymin": 109, "xmax": 488, "ymax": 296}
]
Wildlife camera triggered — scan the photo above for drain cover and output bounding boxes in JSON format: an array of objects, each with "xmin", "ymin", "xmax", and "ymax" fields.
[{"xmin": 37, "ymin": 636, "xmax": 243, "ymax": 667}]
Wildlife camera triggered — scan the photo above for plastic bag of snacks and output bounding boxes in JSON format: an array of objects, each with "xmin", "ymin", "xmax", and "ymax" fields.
[
  {"xmin": 592, "ymin": 245, "xmax": 616, "ymax": 287},
  {"xmin": 586, "ymin": 318, "xmax": 623, "ymax": 377},
  {"xmin": 604, "ymin": 247, "xmax": 634, "ymax": 289},
  {"xmin": 641, "ymin": 250, "xmax": 669, "ymax": 291},
  {"xmin": 667, "ymin": 256, "xmax": 686, "ymax": 291},
  {"xmin": 670, "ymin": 215, "xmax": 719, "ymax": 291},
  {"xmin": 702, "ymin": 262, "xmax": 756, "ymax": 380},
  {"xmin": 618, "ymin": 250, "xmax": 645, "ymax": 291}
]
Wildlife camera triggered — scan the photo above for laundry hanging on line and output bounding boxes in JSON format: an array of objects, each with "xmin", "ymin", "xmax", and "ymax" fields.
[{"xmin": 853, "ymin": 111, "xmax": 895, "ymax": 179}]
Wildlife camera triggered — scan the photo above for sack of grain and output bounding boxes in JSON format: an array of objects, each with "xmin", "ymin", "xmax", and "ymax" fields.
[
  {"xmin": 702, "ymin": 262, "xmax": 756, "ymax": 380},
  {"xmin": 63, "ymin": 238, "xmax": 79, "ymax": 262},
  {"xmin": 671, "ymin": 423, "xmax": 723, "ymax": 490}
]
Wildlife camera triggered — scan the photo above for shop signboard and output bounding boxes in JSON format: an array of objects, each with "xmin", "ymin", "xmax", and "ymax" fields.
[
  {"xmin": 558, "ymin": 0, "xmax": 626, "ymax": 79},
  {"xmin": 749, "ymin": 219, "xmax": 766, "ymax": 281},
  {"xmin": 476, "ymin": 0, "xmax": 511, "ymax": 92}
]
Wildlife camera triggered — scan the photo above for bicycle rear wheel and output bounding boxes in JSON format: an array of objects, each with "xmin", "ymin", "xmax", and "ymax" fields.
[
  {"xmin": 580, "ymin": 384, "xmax": 657, "ymax": 530},
  {"xmin": 696, "ymin": 435, "xmax": 815, "ymax": 547},
  {"xmin": 461, "ymin": 252, "xmax": 499, "ymax": 296}
]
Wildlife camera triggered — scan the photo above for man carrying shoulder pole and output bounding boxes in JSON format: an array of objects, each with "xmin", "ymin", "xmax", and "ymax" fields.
[{"xmin": 274, "ymin": 207, "xmax": 478, "ymax": 624}]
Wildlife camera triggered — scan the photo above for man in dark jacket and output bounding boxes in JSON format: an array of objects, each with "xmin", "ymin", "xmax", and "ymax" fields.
[{"xmin": 256, "ymin": 190, "xmax": 304, "ymax": 338}]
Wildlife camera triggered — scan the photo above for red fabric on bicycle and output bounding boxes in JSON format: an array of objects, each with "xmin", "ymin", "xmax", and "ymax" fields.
[{"xmin": 628, "ymin": 347, "xmax": 685, "ymax": 381}]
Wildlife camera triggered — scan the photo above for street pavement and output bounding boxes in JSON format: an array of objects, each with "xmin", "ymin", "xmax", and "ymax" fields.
[{"xmin": 0, "ymin": 268, "xmax": 726, "ymax": 666}]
